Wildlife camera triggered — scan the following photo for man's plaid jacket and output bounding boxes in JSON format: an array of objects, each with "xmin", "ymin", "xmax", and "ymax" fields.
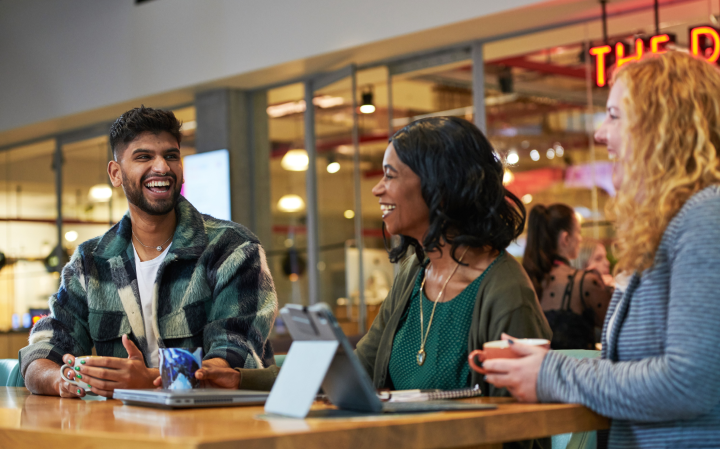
[{"xmin": 20, "ymin": 196, "xmax": 278, "ymax": 376}]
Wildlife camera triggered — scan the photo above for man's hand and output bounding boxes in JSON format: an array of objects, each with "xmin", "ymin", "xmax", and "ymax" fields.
[
  {"xmin": 152, "ymin": 357, "xmax": 239, "ymax": 389},
  {"xmin": 482, "ymin": 333, "xmax": 549, "ymax": 403},
  {"xmin": 76, "ymin": 334, "xmax": 157, "ymax": 397}
]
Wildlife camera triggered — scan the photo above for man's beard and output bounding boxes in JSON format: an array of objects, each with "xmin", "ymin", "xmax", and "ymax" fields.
[{"xmin": 121, "ymin": 172, "xmax": 182, "ymax": 216}]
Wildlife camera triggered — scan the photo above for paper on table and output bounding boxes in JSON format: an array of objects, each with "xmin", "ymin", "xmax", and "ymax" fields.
[{"xmin": 379, "ymin": 386, "xmax": 483, "ymax": 402}]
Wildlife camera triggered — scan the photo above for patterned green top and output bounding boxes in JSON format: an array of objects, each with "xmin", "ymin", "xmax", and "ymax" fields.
[{"xmin": 388, "ymin": 256, "xmax": 499, "ymax": 390}]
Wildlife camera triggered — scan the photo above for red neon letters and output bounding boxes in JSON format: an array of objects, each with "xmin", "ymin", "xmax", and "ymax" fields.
[
  {"xmin": 690, "ymin": 26, "xmax": 720, "ymax": 63},
  {"xmin": 650, "ymin": 34, "xmax": 670, "ymax": 53},
  {"xmin": 589, "ymin": 45, "xmax": 612, "ymax": 87},
  {"xmin": 589, "ymin": 26, "xmax": 720, "ymax": 87},
  {"xmin": 616, "ymin": 38, "xmax": 644, "ymax": 68}
]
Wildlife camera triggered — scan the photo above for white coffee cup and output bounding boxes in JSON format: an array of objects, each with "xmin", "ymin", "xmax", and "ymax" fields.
[{"xmin": 59, "ymin": 356, "xmax": 99, "ymax": 392}]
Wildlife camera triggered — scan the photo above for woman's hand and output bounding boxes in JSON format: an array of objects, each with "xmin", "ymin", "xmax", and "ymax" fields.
[
  {"xmin": 152, "ymin": 358, "xmax": 240, "ymax": 389},
  {"xmin": 482, "ymin": 333, "xmax": 549, "ymax": 403},
  {"xmin": 194, "ymin": 365, "xmax": 241, "ymax": 389}
]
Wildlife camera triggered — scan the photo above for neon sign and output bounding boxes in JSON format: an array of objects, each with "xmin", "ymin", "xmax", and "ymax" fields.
[{"xmin": 589, "ymin": 25, "xmax": 720, "ymax": 87}]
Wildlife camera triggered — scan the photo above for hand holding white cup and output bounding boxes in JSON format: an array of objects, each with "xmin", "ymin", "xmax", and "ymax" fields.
[{"xmin": 60, "ymin": 356, "xmax": 100, "ymax": 395}]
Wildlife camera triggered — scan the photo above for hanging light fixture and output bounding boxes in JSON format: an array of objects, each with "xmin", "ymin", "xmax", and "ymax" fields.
[
  {"xmin": 360, "ymin": 87, "xmax": 375, "ymax": 114},
  {"xmin": 277, "ymin": 194, "xmax": 305, "ymax": 213},
  {"xmin": 326, "ymin": 154, "xmax": 340, "ymax": 173},
  {"xmin": 281, "ymin": 149, "xmax": 309, "ymax": 171},
  {"xmin": 89, "ymin": 184, "xmax": 113, "ymax": 202}
]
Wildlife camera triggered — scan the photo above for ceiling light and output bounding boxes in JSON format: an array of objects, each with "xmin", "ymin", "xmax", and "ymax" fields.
[
  {"xmin": 64, "ymin": 231, "xmax": 78, "ymax": 242},
  {"xmin": 327, "ymin": 162, "xmax": 341, "ymax": 173},
  {"xmin": 267, "ymin": 101, "xmax": 306, "ymax": 118},
  {"xmin": 314, "ymin": 95, "xmax": 344, "ymax": 108},
  {"xmin": 180, "ymin": 120, "xmax": 196, "ymax": 132},
  {"xmin": 522, "ymin": 194, "xmax": 533, "ymax": 204},
  {"xmin": 498, "ymin": 66, "xmax": 514, "ymax": 94},
  {"xmin": 360, "ymin": 88, "xmax": 375, "ymax": 114},
  {"xmin": 89, "ymin": 184, "xmax": 113, "ymax": 202},
  {"xmin": 506, "ymin": 151, "xmax": 519, "ymax": 165},
  {"xmin": 575, "ymin": 211, "xmax": 584, "ymax": 224},
  {"xmin": 546, "ymin": 149, "xmax": 555, "ymax": 159},
  {"xmin": 554, "ymin": 143, "xmax": 564, "ymax": 157},
  {"xmin": 266, "ymin": 96, "xmax": 345, "ymax": 118},
  {"xmin": 281, "ymin": 149, "xmax": 309, "ymax": 171},
  {"xmin": 503, "ymin": 169, "xmax": 515, "ymax": 185},
  {"xmin": 360, "ymin": 104, "xmax": 375, "ymax": 114},
  {"xmin": 530, "ymin": 150, "xmax": 540, "ymax": 161},
  {"xmin": 344, "ymin": 210, "xmax": 355, "ymax": 219},
  {"xmin": 278, "ymin": 194, "xmax": 305, "ymax": 213}
]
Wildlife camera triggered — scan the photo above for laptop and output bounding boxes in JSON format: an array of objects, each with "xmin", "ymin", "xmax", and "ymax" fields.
[
  {"xmin": 276, "ymin": 303, "xmax": 497, "ymax": 414},
  {"xmin": 113, "ymin": 388, "xmax": 269, "ymax": 409}
]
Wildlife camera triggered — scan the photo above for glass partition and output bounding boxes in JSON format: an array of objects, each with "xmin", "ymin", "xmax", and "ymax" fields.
[
  {"xmin": 0, "ymin": 140, "xmax": 59, "ymax": 331},
  {"xmin": 390, "ymin": 60, "xmax": 474, "ymax": 134},
  {"xmin": 61, "ymin": 136, "xmax": 115, "ymax": 250},
  {"xmin": 484, "ymin": 33, "xmax": 611, "ymax": 258},
  {"xmin": 267, "ymin": 83, "xmax": 309, "ymax": 308}
]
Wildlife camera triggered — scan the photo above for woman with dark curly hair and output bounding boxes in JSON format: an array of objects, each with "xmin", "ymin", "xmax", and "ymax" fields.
[
  {"xmin": 354, "ymin": 116, "xmax": 551, "ymax": 397},
  {"xmin": 182, "ymin": 118, "xmax": 552, "ymax": 421}
]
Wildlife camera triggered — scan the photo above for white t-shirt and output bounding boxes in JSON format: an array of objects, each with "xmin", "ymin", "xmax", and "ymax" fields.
[{"xmin": 132, "ymin": 243, "xmax": 171, "ymax": 368}]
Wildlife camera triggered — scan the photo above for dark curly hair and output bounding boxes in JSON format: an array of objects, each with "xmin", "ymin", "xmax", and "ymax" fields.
[
  {"xmin": 109, "ymin": 105, "xmax": 182, "ymax": 160},
  {"xmin": 385, "ymin": 116, "xmax": 526, "ymax": 264}
]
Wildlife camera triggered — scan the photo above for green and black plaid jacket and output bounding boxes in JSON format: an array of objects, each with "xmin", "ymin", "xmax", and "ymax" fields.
[{"xmin": 20, "ymin": 197, "xmax": 278, "ymax": 376}]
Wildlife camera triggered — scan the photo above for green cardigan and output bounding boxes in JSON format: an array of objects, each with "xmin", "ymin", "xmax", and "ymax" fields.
[{"xmin": 355, "ymin": 251, "xmax": 552, "ymax": 397}]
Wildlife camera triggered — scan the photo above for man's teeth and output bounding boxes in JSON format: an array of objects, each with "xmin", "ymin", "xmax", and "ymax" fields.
[
  {"xmin": 380, "ymin": 204, "xmax": 396, "ymax": 213},
  {"xmin": 145, "ymin": 181, "xmax": 170, "ymax": 188}
]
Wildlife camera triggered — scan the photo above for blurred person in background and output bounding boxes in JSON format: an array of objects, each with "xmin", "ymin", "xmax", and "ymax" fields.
[
  {"xmin": 572, "ymin": 240, "xmax": 614, "ymax": 287},
  {"xmin": 522, "ymin": 204, "xmax": 611, "ymax": 349},
  {"xmin": 483, "ymin": 51, "xmax": 720, "ymax": 448}
]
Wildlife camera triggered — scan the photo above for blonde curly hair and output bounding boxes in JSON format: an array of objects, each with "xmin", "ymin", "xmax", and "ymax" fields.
[{"xmin": 611, "ymin": 51, "xmax": 720, "ymax": 273}]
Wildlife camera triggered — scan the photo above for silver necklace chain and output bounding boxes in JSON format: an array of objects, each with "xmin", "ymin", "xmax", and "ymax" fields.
[{"xmin": 132, "ymin": 230, "xmax": 172, "ymax": 252}]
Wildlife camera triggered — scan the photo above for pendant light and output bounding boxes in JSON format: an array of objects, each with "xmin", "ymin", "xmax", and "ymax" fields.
[{"xmin": 360, "ymin": 87, "xmax": 375, "ymax": 114}]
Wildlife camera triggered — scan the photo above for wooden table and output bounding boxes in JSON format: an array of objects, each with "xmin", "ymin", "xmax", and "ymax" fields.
[{"xmin": 0, "ymin": 387, "xmax": 608, "ymax": 449}]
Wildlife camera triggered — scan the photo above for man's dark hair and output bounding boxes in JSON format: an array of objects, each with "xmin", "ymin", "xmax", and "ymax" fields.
[
  {"xmin": 109, "ymin": 106, "xmax": 182, "ymax": 160},
  {"xmin": 385, "ymin": 116, "xmax": 526, "ymax": 264}
]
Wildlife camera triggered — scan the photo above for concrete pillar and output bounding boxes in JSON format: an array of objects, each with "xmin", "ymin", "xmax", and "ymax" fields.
[{"xmin": 194, "ymin": 89, "xmax": 271, "ymax": 247}]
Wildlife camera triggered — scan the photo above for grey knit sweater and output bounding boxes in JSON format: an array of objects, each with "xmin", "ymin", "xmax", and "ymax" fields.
[{"xmin": 537, "ymin": 185, "xmax": 720, "ymax": 448}]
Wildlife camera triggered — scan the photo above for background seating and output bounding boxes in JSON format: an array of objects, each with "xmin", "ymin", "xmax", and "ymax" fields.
[
  {"xmin": 551, "ymin": 350, "xmax": 601, "ymax": 449},
  {"xmin": 0, "ymin": 359, "xmax": 24, "ymax": 387}
]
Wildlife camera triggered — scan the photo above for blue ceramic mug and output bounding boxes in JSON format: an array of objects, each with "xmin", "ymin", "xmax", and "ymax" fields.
[{"xmin": 159, "ymin": 347, "xmax": 203, "ymax": 390}]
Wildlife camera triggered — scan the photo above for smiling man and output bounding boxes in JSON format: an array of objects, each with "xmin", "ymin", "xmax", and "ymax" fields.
[{"xmin": 21, "ymin": 106, "xmax": 278, "ymax": 398}]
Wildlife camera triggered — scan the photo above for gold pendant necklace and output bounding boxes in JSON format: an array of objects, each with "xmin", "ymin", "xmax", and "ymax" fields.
[{"xmin": 417, "ymin": 247, "xmax": 470, "ymax": 366}]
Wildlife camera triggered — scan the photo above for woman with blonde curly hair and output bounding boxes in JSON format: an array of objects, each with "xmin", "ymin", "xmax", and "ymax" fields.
[{"xmin": 481, "ymin": 51, "xmax": 720, "ymax": 448}]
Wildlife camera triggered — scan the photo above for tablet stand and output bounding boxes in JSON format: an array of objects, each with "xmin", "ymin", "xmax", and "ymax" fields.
[{"xmin": 264, "ymin": 340, "xmax": 339, "ymax": 418}]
